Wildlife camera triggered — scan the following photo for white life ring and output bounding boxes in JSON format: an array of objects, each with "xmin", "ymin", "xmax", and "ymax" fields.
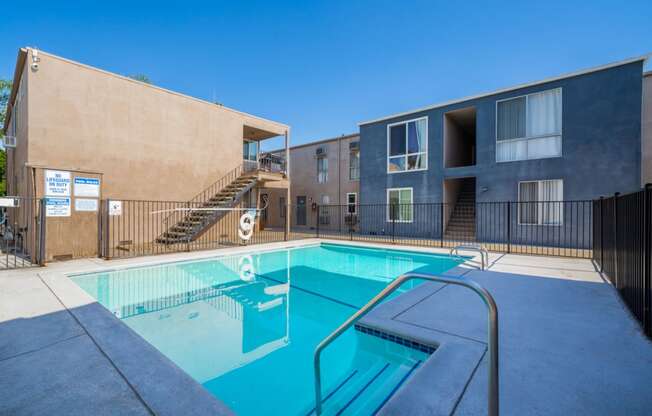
[
  {"xmin": 239, "ymin": 255, "xmax": 255, "ymax": 281},
  {"xmin": 238, "ymin": 212, "xmax": 255, "ymax": 241}
]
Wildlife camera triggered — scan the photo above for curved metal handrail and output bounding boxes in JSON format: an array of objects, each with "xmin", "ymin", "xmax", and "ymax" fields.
[
  {"xmin": 313, "ymin": 272, "xmax": 498, "ymax": 416},
  {"xmin": 450, "ymin": 244, "xmax": 489, "ymax": 270}
]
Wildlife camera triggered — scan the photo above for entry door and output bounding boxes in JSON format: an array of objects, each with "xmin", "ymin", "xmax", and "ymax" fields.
[{"xmin": 296, "ymin": 196, "xmax": 307, "ymax": 226}]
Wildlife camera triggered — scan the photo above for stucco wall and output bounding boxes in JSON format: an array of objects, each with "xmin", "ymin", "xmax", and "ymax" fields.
[
  {"xmin": 6, "ymin": 57, "xmax": 30, "ymax": 199},
  {"xmin": 24, "ymin": 49, "xmax": 287, "ymax": 202},
  {"xmin": 359, "ymin": 61, "xmax": 643, "ymax": 247},
  {"xmin": 264, "ymin": 135, "xmax": 360, "ymax": 230},
  {"xmin": 360, "ymin": 61, "xmax": 644, "ymax": 206},
  {"xmin": 5, "ymin": 48, "xmax": 288, "ymax": 261}
]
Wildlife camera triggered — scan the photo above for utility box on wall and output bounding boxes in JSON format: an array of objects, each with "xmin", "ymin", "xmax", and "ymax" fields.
[{"xmin": 35, "ymin": 167, "xmax": 103, "ymax": 261}]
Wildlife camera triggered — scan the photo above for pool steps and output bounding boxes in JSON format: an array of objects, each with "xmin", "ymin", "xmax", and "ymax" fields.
[{"xmin": 305, "ymin": 332, "xmax": 428, "ymax": 415}]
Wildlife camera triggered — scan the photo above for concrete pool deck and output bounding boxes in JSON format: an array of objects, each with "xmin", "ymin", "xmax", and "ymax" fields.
[{"xmin": 1, "ymin": 239, "xmax": 651, "ymax": 415}]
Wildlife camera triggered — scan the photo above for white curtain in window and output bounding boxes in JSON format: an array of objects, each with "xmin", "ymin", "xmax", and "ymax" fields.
[
  {"xmin": 540, "ymin": 180, "xmax": 563, "ymax": 225},
  {"xmin": 497, "ymin": 140, "xmax": 527, "ymax": 162},
  {"xmin": 318, "ymin": 158, "xmax": 328, "ymax": 183},
  {"xmin": 527, "ymin": 136, "xmax": 562, "ymax": 159},
  {"xmin": 519, "ymin": 182, "xmax": 538, "ymax": 224},
  {"xmin": 497, "ymin": 96, "xmax": 526, "ymax": 140},
  {"xmin": 527, "ymin": 89, "xmax": 561, "ymax": 137},
  {"xmin": 415, "ymin": 119, "xmax": 427, "ymax": 152},
  {"xmin": 387, "ymin": 189, "xmax": 412, "ymax": 222},
  {"xmin": 497, "ymin": 89, "xmax": 562, "ymax": 162}
]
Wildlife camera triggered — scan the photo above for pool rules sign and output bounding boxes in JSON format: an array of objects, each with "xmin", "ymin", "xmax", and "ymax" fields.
[{"xmin": 45, "ymin": 170, "xmax": 72, "ymax": 217}]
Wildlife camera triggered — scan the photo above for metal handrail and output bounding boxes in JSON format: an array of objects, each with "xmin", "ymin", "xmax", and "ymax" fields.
[
  {"xmin": 313, "ymin": 272, "xmax": 499, "ymax": 416},
  {"xmin": 450, "ymin": 244, "xmax": 489, "ymax": 270}
]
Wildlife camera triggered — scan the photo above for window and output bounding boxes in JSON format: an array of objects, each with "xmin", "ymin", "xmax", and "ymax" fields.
[
  {"xmin": 319, "ymin": 195, "xmax": 330, "ymax": 224},
  {"xmin": 387, "ymin": 188, "xmax": 413, "ymax": 222},
  {"xmin": 518, "ymin": 180, "xmax": 563, "ymax": 225},
  {"xmin": 279, "ymin": 197, "xmax": 286, "ymax": 218},
  {"xmin": 387, "ymin": 117, "xmax": 427, "ymax": 173},
  {"xmin": 317, "ymin": 157, "xmax": 328, "ymax": 183},
  {"xmin": 243, "ymin": 140, "xmax": 258, "ymax": 161},
  {"xmin": 496, "ymin": 88, "xmax": 562, "ymax": 162},
  {"xmin": 347, "ymin": 193, "xmax": 357, "ymax": 214},
  {"xmin": 349, "ymin": 149, "xmax": 360, "ymax": 180}
]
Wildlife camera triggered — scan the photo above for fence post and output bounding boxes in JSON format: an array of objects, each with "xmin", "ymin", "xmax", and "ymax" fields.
[
  {"xmin": 186, "ymin": 201, "xmax": 191, "ymax": 252},
  {"xmin": 506, "ymin": 202, "xmax": 511, "ymax": 253},
  {"xmin": 284, "ymin": 203, "xmax": 289, "ymax": 241},
  {"xmin": 439, "ymin": 203, "xmax": 444, "ymax": 248},
  {"xmin": 599, "ymin": 196, "xmax": 604, "ymax": 273},
  {"xmin": 38, "ymin": 198, "xmax": 47, "ymax": 266},
  {"xmin": 316, "ymin": 205, "xmax": 320, "ymax": 238},
  {"xmin": 103, "ymin": 199, "xmax": 110, "ymax": 258},
  {"xmin": 97, "ymin": 199, "xmax": 103, "ymax": 259},
  {"xmin": 613, "ymin": 192, "xmax": 620, "ymax": 287},
  {"xmin": 392, "ymin": 205, "xmax": 396, "ymax": 244},
  {"xmin": 644, "ymin": 184, "xmax": 651, "ymax": 335}
]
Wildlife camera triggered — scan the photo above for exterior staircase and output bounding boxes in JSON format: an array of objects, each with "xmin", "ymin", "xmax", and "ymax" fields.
[
  {"xmin": 444, "ymin": 181, "xmax": 476, "ymax": 241},
  {"xmin": 156, "ymin": 166, "xmax": 258, "ymax": 245}
]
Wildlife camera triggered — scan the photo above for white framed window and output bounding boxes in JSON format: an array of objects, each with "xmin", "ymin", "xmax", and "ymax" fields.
[
  {"xmin": 386, "ymin": 188, "xmax": 413, "ymax": 223},
  {"xmin": 387, "ymin": 117, "xmax": 428, "ymax": 173},
  {"xmin": 347, "ymin": 192, "xmax": 357, "ymax": 214},
  {"xmin": 317, "ymin": 157, "xmax": 328, "ymax": 183},
  {"xmin": 496, "ymin": 88, "xmax": 562, "ymax": 162},
  {"xmin": 279, "ymin": 196, "xmax": 286, "ymax": 218},
  {"xmin": 518, "ymin": 179, "xmax": 563, "ymax": 225},
  {"xmin": 349, "ymin": 150, "xmax": 360, "ymax": 180}
]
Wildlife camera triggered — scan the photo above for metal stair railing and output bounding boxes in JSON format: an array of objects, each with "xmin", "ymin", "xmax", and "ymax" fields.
[
  {"xmin": 161, "ymin": 163, "xmax": 247, "ymax": 228},
  {"xmin": 313, "ymin": 272, "xmax": 498, "ymax": 416},
  {"xmin": 450, "ymin": 244, "xmax": 489, "ymax": 270}
]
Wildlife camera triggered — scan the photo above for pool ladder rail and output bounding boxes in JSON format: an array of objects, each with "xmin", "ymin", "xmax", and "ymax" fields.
[
  {"xmin": 313, "ymin": 272, "xmax": 499, "ymax": 416},
  {"xmin": 450, "ymin": 244, "xmax": 490, "ymax": 270}
]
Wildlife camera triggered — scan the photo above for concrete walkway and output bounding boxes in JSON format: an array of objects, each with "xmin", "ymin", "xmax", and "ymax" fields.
[
  {"xmin": 1, "ymin": 242, "xmax": 651, "ymax": 415},
  {"xmin": 0, "ymin": 260, "xmax": 233, "ymax": 416},
  {"xmin": 367, "ymin": 253, "xmax": 652, "ymax": 416}
]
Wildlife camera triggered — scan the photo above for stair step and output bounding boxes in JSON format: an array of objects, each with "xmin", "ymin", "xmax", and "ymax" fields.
[
  {"xmin": 446, "ymin": 224, "xmax": 476, "ymax": 229},
  {"xmin": 337, "ymin": 362, "xmax": 419, "ymax": 416},
  {"xmin": 164, "ymin": 230, "xmax": 191, "ymax": 237},
  {"xmin": 319, "ymin": 362, "xmax": 389, "ymax": 415},
  {"xmin": 170, "ymin": 226, "xmax": 194, "ymax": 232},
  {"xmin": 157, "ymin": 171, "xmax": 258, "ymax": 245}
]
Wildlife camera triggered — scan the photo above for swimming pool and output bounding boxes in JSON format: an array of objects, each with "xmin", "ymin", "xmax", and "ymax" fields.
[{"xmin": 72, "ymin": 243, "xmax": 464, "ymax": 415}]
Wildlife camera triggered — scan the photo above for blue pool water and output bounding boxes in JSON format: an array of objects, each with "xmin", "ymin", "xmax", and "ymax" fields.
[{"xmin": 72, "ymin": 243, "xmax": 463, "ymax": 415}]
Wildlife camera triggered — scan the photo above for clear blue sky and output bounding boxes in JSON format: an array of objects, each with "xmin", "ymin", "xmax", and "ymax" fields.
[{"xmin": 2, "ymin": 1, "xmax": 651, "ymax": 149}]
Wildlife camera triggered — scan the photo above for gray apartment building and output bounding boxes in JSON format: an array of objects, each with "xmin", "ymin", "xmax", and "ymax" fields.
[
  {"xmin": 260, "ymin": 134, "xmax": 360, "ymax": 231},
  {"xmin": 357, "ymin": 56, "xmax": 651, "ymax": 245}
]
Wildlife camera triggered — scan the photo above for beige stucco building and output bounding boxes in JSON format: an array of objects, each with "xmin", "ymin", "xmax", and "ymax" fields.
[
  {"xmin": 2, "ymin": 47, "xmax": 290, "ymax": 262},
  {"xmin": 260, "ymin": 134, "xmax": 360, "ymax": 231}
]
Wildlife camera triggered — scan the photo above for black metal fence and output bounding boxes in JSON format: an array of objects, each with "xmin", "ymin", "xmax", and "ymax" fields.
[
  {"xmin": 99, "ymin": 199, "xmax": 300, "ymax": 259},
  {"xmin": 316, "ymin": 201, "xmax": 593, "ymax": 258},
  {"xmin": 0, "ymin": 197, "xmax": 46, "ymax": 269},
  {"xmin": 100, "ymin": 199, "xmax": 594, "ymax": 260},
  {"xmin": 593, "ymin": 187, "xmax": 652, "ymax": 337}
]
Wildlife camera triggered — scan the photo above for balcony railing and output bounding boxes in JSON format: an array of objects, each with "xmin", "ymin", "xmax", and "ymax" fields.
[{"xmin": 257, "ymin": 153, "xmax": 287, "ymax": 175}]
